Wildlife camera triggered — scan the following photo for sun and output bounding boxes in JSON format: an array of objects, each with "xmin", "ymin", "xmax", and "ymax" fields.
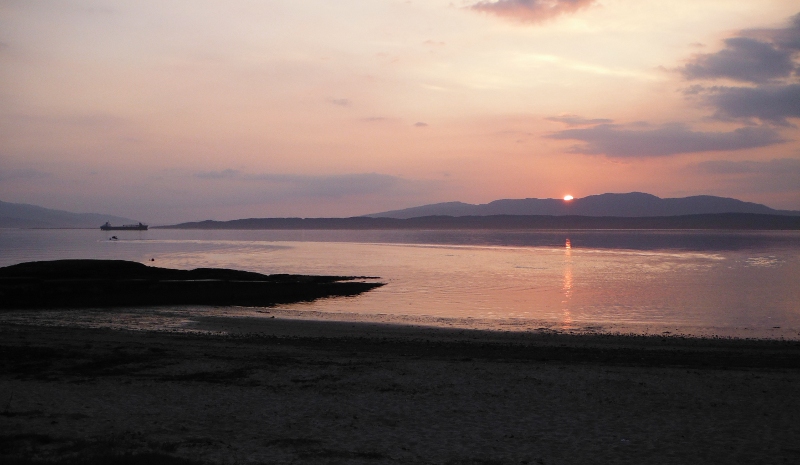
[{"xmin": 563, "ymin": 195, "xmax": 574, "ymax": 201}]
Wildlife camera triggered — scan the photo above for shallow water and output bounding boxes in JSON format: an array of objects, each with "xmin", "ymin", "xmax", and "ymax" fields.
[{"xmin": 1, "ymin": 228, "xmax": 799, "ymax": 338}]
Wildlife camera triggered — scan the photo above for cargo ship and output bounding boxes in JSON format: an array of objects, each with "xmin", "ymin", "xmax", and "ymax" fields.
[{"xmin": 100, "ymin": 222, "xmax": 148, "ymax": 231}]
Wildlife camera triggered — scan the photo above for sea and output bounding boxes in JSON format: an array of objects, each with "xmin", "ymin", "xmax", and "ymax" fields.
[{"xmin": 1, "ymin": 228, "xmax": 799, "ymax": 339}]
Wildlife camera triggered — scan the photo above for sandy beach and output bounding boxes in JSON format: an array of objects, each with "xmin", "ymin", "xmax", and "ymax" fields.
[{"xmin": 2, "ymin": 319, "xmax": 799, "ymax": 464}]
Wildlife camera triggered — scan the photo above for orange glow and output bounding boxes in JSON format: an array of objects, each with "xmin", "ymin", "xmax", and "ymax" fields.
[{"xmin": 2, "ymin": 2, "xmax": 799, "ymax": 221}]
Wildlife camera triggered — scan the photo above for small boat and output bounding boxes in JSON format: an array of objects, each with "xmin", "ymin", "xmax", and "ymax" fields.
[{"xmin": 100, "ymin": 222, "xmax": 148, "ymax": 231}]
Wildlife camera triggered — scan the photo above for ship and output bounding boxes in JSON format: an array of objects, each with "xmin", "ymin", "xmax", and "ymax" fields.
[{"xmin": 100, "ymin": 222, "xmax": 148, "ymax": 231}]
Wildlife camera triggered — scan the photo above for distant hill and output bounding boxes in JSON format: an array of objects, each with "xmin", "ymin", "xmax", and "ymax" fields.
[
  {"xmin": 0, "ymin": 200, "xmax": 139, "ymax": 228},
  {"xmin": 365, "ymin": 193, "xmax": 799, "ymax": 218},
  {"xmin": 159, "ymin": 213, "xmax": 800, "ymax": 230}
]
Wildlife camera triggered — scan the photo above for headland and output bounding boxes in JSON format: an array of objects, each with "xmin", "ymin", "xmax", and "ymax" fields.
[{"xmin": 0, "ymin": 260, "xmax": 383, "ymax": 309}]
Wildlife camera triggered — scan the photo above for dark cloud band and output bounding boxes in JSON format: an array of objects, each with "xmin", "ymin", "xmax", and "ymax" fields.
[
  {"xmin": 683, "ymin": 37, "xmax": 796, "ymax": 84},
  {"xmin": 693, "ymin": 158, "xmax": 800, "ymax": 194},
  {"xmin": 695, "ymin": 158, "xmax": 800, "ymax": 175},
  {"xmin": 681, "ymin": 13, "xmax": 800, "ymax": 126},
  {"xmin": 705, "ymin": 84, "xmax": 800, "ymax": 125},
  {"xmin": 193, "ymin": 171, "xmax": 403, "ymax": 198},
  {"xmin": 546, "ymin": 114, "xmax": 614, "ymax": 126},
  {"xmin": 682, "ymin": 12, "xmax": 800, "ymax": 84},
  {"xmin": 547, "ymin": 123, "xmax": 785, "ymax": 157}
]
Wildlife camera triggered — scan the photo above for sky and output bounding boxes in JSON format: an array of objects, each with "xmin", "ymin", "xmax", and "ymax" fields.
[{"xmin": 1, "ymin": 0, "xmax": 799, "ymax": 223}]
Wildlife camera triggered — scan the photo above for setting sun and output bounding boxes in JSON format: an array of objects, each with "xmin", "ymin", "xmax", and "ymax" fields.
[{"xmin": 564, "ymin": 195, "xmax": 574, "ymax": 201}]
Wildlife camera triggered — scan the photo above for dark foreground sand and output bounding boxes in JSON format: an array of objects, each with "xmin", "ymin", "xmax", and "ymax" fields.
[{"xmin": 1, "ymin": 320, "xmax": 799, "ymax": 465}]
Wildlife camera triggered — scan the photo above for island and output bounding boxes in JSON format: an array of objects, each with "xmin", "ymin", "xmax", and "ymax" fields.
[
  {"xmin": 157, "ymin": 213, "xmax": 800, "ymax": 230},
  {"xmin": 0, "ymin": 259, "xmax": 383, "ymax": 309}
]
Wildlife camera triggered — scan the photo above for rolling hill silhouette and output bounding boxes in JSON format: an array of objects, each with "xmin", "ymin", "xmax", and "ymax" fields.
[
  {"xmin": 0, "ymin": 200, "xmax": 139, "ymax": 228},
  {"xmin": 365, "ymin": 192, "xmax": 798, "ymax": 218}
]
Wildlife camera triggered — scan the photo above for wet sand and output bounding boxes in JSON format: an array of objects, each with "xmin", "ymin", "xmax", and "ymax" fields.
[{"xmin": 2, "ymin": 320, "xmax": 800, "ymax": 464}]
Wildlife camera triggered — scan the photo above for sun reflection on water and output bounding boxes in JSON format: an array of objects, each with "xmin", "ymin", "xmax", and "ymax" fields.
[
  {"xmin": 562, "ymin": 238, "xmax": 574, "ymax": 330},
  {"xmin": 1, "ymin": 229, "xmax": 798, "ymax": 338}
]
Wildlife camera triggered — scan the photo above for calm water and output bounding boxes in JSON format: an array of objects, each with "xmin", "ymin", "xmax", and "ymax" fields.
[{"xmin": 1, "ymin": 228, "xmax": 799, "ymax": 338}]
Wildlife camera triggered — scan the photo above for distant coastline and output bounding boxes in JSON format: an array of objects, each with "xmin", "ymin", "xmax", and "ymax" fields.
[{"xmin": 157, "ymin": 213, "xmax": 800, "ymax": 230}]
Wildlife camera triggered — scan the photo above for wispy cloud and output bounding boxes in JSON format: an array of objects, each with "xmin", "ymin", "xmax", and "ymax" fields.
[
  {"xmin": 693, "ymin": 158, "xmax": 800, "ymax": 194},
  {"xmin": 9, "ymin": 113, "xmax": 128, "ymax": 129},
  {"xmin": 695, "ymin": 157, "xmax": 800, "ymax": 175},
  {"xmin": 361, "ymin": 117, "xmax": 397, "ymax": 123},
  {"xmin": 194, "ymin": 169, "xmax": 240, "ymax": 180},
  {"xmin": 470, "ymin": 0, "xmax": 596, "ymax": 24},
  {"xmin": 513, "ymin": 53, "xmax": 661, "ymax": 80},
  {"xmin": 193, "ymin": 171, "xmax": 405, "ymax": 198},
  {"xmin": 0, "ymin": 168, "xmax": 52, "ymax": 181},
  {"xmin": 547, "ymin": 123, "xmax": 785, "ymax": 157},
  {"xmin": 545, "ymin": 114, "xmax": 613, "ymax": 126}
]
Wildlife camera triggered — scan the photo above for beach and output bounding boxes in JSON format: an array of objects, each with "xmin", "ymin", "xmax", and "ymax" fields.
[
  {"xmin": 2, "ymin": 319, "xmax": 799, "ymax": 464},
  {"xmin": 6, "ymin": 1, "xmax": 800, "ymax": 463}
]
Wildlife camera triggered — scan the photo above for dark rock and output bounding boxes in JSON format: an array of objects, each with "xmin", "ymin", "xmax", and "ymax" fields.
[{"xmin": 0, "ymin": 260, "xmax": 383, "ymax": 309}]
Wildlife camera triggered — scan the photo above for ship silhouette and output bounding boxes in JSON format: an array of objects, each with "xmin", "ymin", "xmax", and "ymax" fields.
[{"xmin": 100, "ymin": 222, "xmax": 148, "ymax": 231}]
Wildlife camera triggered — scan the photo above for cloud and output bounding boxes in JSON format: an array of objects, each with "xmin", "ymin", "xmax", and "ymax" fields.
[
  {"xmin": 545, "ymin": 114, "xmax": 613, "ymax": 126},
  {"xmin": 703, "ymin": 84, "xmax": 800, "ymax": 126},
  {"xmin": 361, "ymin": 117, "xmax": 396, "ymax": 123},
  {"xmin": 693, "ymin": 158, "xmax": 800, "ymax": 194},
  {"xmin": 695, "ymin": 157, "xmax": 800, "ymax": 175},
  {"xmin": 414, "ymin": 122, "xmax": 428, "ymax": 127},
  {"xmin": 193, "ymin": 171, "xmax": 404, "ymax": 198},
  {"xmin": 10, "ymin": 113, "xmax": 128, "ymax": 130},
  {"xmin": 0, "ymin": 168, "xmax": 52, "ymax": 181},
  {"xmin": 194, "ymin": 169, "xmax": 240, "ymax": 180},
  {"xmin": 470, "ymin": 0, "xmax": 596, "ymax": 24},
  {"xmin": 745, "ymin": 12, "xmax": 800, "ymax": 51},
  {"xmin": 682, "ymin": 37, "xmax": 796, "ymax": 84},
  {"xmin": 682, "ymin": 13, "xmax": 800, "ymax": 84},
  {"xmin": 679, "ymin": 14, "xmax": 800, "ymax": 126},
  {"xmin": 546, "ymin": 123, "xmax": 785, "ymax": 157},
  {"xmin": 330, "ymin": 98, "xmax": 351, "ymax": 107}
]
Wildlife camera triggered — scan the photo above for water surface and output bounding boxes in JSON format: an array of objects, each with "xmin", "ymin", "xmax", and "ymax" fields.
[{"xmin": 1, "ymin": 228, "xmax": 798, "ymax": 338}]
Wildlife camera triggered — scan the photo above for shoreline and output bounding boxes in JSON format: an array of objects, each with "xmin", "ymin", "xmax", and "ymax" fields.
[
  {"xmin": 3, "ymin": 303, "xmax": 799, "ymax": 341},
  {"xmin": 2, "ymin": 321, "xmax": 800, "ymax": 464},
  {"xmin": 156, "ymin": 213, "xmax": 800, "ymax": 230},
  {"xmin": 186, "ymin": 308, "xmax": 800, "ymax": 341},
  {"xmin": 5, "ymin": 317, "xmax": 800, "ymax": 368}
]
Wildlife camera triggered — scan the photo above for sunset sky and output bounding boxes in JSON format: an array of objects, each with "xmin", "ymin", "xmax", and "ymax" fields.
[{"xmin": 1, "ymin": 0, "xmax": 799, "ymax": 222}]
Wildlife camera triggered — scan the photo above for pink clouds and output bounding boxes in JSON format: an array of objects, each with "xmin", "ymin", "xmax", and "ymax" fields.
[{"xmin": 470, "ymin": 0, "xmax": 596, "ymax": 24}]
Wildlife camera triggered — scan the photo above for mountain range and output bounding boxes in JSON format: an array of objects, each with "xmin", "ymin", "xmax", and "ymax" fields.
[
  {"xmin": 366, "ymin": 192, "xmax": 799, "ymax": 218},
  {"xmin": 0, "ymin": 200, "xmax": 139, "ymax": 228},
  {"xmin": 3, "ymin": 193, "xmax": 799, "ymax": 229}
]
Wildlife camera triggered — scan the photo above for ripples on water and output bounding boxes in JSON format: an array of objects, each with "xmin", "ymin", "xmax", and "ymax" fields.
[{"xmin": 1, "ymin": 228, "xmax": 799, "ymax": 338}]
